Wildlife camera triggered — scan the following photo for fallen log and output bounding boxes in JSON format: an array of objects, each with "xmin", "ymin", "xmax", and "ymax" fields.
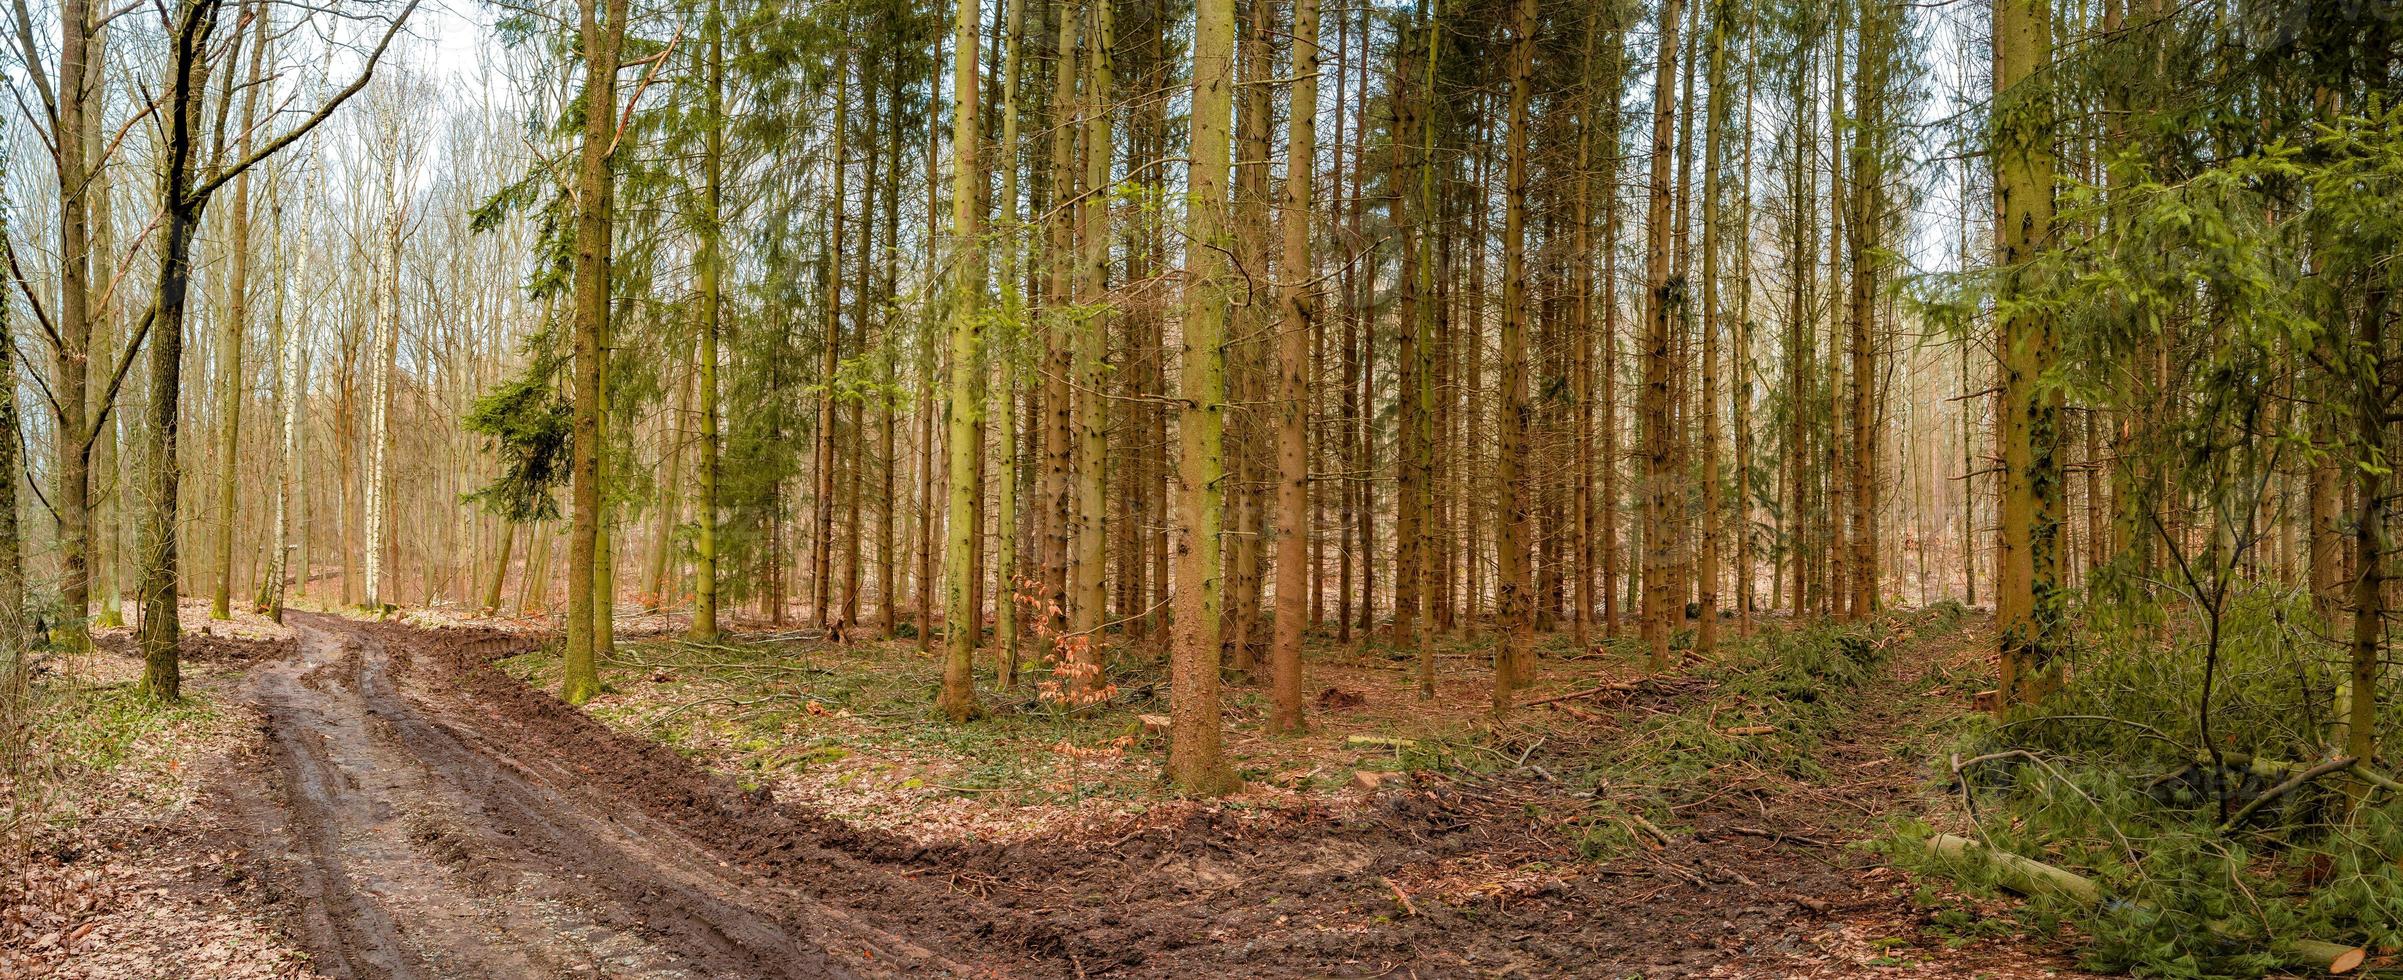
[
  {"xmin": 1923, "ymin": 833, "xmax": 2097, "ymax": 903},
  {"xmin": 1922, "ymin": 834, "xmax": 2366, "ymax": 974}
]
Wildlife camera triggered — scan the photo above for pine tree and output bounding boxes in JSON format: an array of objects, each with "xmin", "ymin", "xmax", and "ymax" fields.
[
  {"xmin": 1637, "ymin": 0, "xmax": 1685, "ymax": 672},
  {"xmin": 936, "ymin": 0, "xmax": 987, "ymax": 724},
  {"xmin": 688, "ymin": 0, "xmax": 726, "ymax": 641},
  {"xmin": 1491, "ymin": 0, "xmax": 1536, "ymax": 712},
  {"xmin": 1992, "ymin": 0, "xmax": 2060, "ymax": 713},
  {"xmin": 1269, "ymin": 0, "xmax": 1322, "ymax": 735},
  {"xmin": 1168, "ymin": 0, "xmax": 1240, "ymax": 796}
]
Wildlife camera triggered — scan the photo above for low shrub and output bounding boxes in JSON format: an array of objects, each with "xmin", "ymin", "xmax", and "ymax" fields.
[{"xmin": 1896, "ymin": 584, "xmax": 2402, "ymax": 978}]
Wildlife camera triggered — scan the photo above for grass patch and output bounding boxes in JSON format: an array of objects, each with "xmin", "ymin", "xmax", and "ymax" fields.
[
  {"xmin": 501, "ymin": 621, "xmax": 1677, "ymax": 837},
  {"xmin": 1565, "ymin": 602, "xmax": 1969, "ymax": 860},
  {"xmin": 503, "ymin": 636, "xmax": 1171, "ymax": 811}
]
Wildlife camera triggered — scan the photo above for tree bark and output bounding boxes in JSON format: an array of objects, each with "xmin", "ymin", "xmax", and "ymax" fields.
[
  {"xmin": 1072, "ymin": 0, "xmax": 1114, "ymax": 688},
  {"xmin": 813, "ymin": 49, "xmax": 850, "ymax": 630},
  {"xmin": 936, "ymin": 0, "xmax": 986, "ymax": 723},
  {"xmin": 1638, "ymin": 0, "xmax": 1686, "ymax": 671},
  {"xmin": 1169, "ymin": 0, "xmax": 1239, "ymax": 795},
  {"xmin": 563, "ymin": 0, "xmax": 627, "ymax": 704},
  {"xmin": 1491, "ymin": 0, "xmax": 1535, "ymax": 714},
  {"xmin": 689, "ymin": 0, "xmax": 725, "ymax": 641},
  {"xmin": 1994, "ymin": 0, "xmax": 2061, "ymax": 713},
  {"xmin": 1269, "ymin": 0, "xmax": 1320, "ymax": 735},
  {"xmin": 211, "ymin": 6, "xmax": 270, "ymax": 620},
  {"xmin": 993, "ymin": 0, "xmax": 1028, "ymax": 685}
]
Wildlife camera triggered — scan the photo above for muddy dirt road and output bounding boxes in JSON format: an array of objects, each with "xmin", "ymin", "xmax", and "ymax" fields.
[
  {"xmin": 223, "ymin": 614, "xmax": 1018, "ymax": 978},
  {"xmin": 211, "ymin": 613, "xmax": 2048, "ymax": 978}
]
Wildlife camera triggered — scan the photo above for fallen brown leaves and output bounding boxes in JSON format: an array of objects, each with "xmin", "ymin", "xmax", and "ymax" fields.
[
  {"xmin": 0, "ymin": 838, "xmax": 326, "ymax": 980},
  {"xmin": 2, "ymin": 642, "xmax": 320, "ymax": 979}
]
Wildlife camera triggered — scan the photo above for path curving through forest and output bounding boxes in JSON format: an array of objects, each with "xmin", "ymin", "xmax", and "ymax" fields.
[
  {"xmin": 204, "ymin": 611, "xmax": 2066, "ymax": 978},
  {"xmin": 221, "ymin": 614, "xmax": 1007, "ymax": 978}
]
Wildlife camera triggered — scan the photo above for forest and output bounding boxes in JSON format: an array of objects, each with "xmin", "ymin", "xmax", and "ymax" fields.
[{"xmin": 0, "ymin": 0, "xmax": 2398, "ymax": 975}]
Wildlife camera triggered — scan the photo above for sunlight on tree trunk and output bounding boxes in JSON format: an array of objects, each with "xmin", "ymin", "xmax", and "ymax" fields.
[
  {"xmin": 1168, "ymin": 0, "xmax": 1239, "ymax": 796},
  {"xmin": 935, "ymin": 0, "xmax": 985, "ymax": 725}
]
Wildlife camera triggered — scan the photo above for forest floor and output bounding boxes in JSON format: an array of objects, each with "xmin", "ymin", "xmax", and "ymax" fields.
[{"xmin": 1, "ymin": 604, "xmax": 2107, "ymax": 978}]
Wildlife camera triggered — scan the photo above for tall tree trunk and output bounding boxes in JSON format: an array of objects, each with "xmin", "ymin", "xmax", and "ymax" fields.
[
  {"xmin": 1072, "ymin": 0, "xmax": 1114, "ymax": 687},
  {"xmin": 1697, "ymin": 0, "xmax": 1729, "ymax": 654},
  {"xmin": 1391, "ymin": 3, "xmax": 1422, "ymax": 660},
  {"xmin": 814, "ymin": 50, "xmax": 850, "ymax": 630},
  {"xmin": 937, "ymin": 0, "xmax": 986, "ymax": 723},
  {"xmin": 564, "ymin": 0, "xmax": 628, "ymax": 704},
  {"xmin": 880, "ymin": 58, "xmax": 908, "ymax": 639},
  {"xmin": 1993, "ymin": 0, "xmax": 2060, "ymax": 712},
  {"xmin": 1847, "ymin": 0, "xmax": 1881, "ymax": 620},
  {"xmin": 1597, "ymin": 13, "xmax": 1627, "ymax": 637},
  {"xmin": 1041, "ymin": 0, "xmax": 1078, "ymax": 652},
  {"xmin": 1732, "ymin": 0, "xmax": 1757, "ymax": 634},
  {"xmin": 993, "ymin": 0, "xmax": 1028, "ymax": 685},
  {"xmin": 54, "ymin": 0, "xmax": 98, "ymax": 651},
  {"xmin": 1492, "ymin": 0, "xmax": 1535, "ymax": 713},
  {"xmin": 1269, "ymin": 0, "xmax": 1320, "ymax": 735},
  {"xmin": 649, "ymin": 349, "xmax": 693, "ymax": 613},
  {"xmin": 0, "ymin": 240, "xmax": 19, "ymax": 647},
  {"xmin": 1638, "ymin": 0, "xmax": 1685, "ymax": 671},
  {"xmin": 1823, "ymin": 2, "xmax": 1849, "ymax": 622},
  {"xmin": 1333, "ymin": 2, "xmax": 1358, "ymax": 647},
  {"xmin": 365, "ymin": 162, "xmax": 400, "ymax": 609},
  {"xmin": 265, "ymin": 207, "xmax": 299, "ymax": 621},
  {"xmin": 1169, "ymin": 0, "xmax": 1239, "ymax": 795},
  {"xmin": 2343, "ymin": 288, "xmax": 2389, "ymax": 807},
  {"xmin": 1225, "ymin": 0, "xmax": 1272, "ymax": 678},
  {"xmin": 211, "ymin": 7, "xmax": 269, "ymax": 620},
  {"xmin": 1572, "ymin": 20, "xmax": 1598, "ymax": 650},
  {"xmin": 690, "ymin": 0, "xmax": 726, "ymax": 641},
  {"xmin": 138, "ymin": 0, "xmax": 216, "ymax": 700}
]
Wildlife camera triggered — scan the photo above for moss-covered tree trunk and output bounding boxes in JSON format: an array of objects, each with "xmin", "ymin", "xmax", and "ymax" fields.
[
  {"xmin": 1638, "ymin": 0, "xmax": 1685, "ymax": 672},
  {"xmin": 1993, "ymin": 0, "xmax": 2061, "ymax": 714},
  {"xmin": 687, "ymin": 0, "xmax": 725, "ymax": 641}
]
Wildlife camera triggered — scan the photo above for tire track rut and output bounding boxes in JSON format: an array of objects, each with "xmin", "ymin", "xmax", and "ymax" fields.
[{"xmin": 224, "ymin": 614, "xmax": 1003, "ymax": 979}]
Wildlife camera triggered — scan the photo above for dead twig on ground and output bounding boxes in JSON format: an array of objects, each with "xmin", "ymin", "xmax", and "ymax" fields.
[
  {"xmin": 2220, "ymin": 756, "xmax": 2355, "ymax": 833},
  {"xmin": 1722, "ymin": 826, "xmax": 1830, "ymax": 848},
  {"xmin": 1517, "ymin": 679, "xmax": 1677, "ymax": 709}
]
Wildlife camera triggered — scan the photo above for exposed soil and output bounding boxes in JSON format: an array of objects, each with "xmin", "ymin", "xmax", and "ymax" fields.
[
  {"xmin": 94, "ymin": 630, "xmax": 290, "ymax": 666},
  {"xmin": 200, "ymin": 612, "xmax": 2075, "ymax": 978}
]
